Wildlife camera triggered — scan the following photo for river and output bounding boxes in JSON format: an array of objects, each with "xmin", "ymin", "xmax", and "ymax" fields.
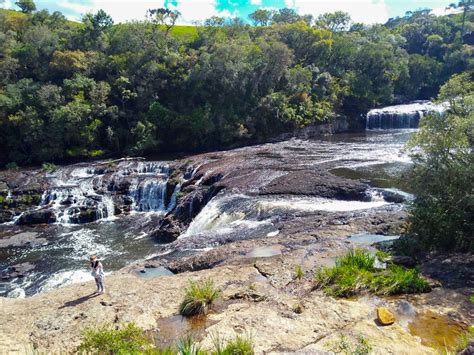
[{"xmin": 2, "ymin": 100, "xmax": 448, "ymax": 298}]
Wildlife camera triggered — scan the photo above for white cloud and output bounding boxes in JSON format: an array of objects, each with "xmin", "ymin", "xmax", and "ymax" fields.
[
  {"xmin": 1, "ymin": 0, "xmax": 14, "ymax": 10},
  {"xmin": 250, "ymin": 0, "xmax": 262, "ymax": 5},
  {"xmin": 286, "ymin": 0, "xmax": 390, "ymax": 24}
]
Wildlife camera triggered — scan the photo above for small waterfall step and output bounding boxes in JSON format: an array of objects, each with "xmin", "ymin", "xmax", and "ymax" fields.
[{"xmin": 366, "ymin": 101, "xmax": 446, "ymax": 130}]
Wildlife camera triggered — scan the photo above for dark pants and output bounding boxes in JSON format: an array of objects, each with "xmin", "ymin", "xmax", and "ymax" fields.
[{"xmin": 94, "ymin": 277, "xmax": 104, "ymax": 292}]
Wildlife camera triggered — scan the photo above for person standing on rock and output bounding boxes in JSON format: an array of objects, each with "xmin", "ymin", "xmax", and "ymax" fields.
[{"xmin": 90, "ymin": 255, "xmax": 105, "ymax": 294}]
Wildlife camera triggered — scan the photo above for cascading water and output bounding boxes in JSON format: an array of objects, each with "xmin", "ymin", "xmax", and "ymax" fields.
[
  {"xmin": 366, "ymin": 101, "xmax": 446, "ymax": 130},
  {"xmin": 40, "ymin": 168, "xmax": 116, "ymax": 224}
]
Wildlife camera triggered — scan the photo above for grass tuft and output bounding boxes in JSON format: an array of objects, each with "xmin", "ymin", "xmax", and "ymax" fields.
[
  {"xmin": 212, "ymin": 332, "xmax": 255, "ymax": 355},
  {"xmin": 179, "ymin": 279, "xmax": 221, "ymax": 317},
  {"xmin": 294, "ymin": 265, "xmax": 304, "ymax": 280},
  {"xmin": 78, "ymin": 323, "xmax": 153, "ymax": 354},
  {"xmin": 314, "ymin": 249, "xmax": 430, "ymax": 297}
]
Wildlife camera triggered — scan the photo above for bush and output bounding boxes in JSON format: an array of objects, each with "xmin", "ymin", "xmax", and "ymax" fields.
[
  {"xmin": 6, "ymin": 162, "xmax": 18, "ymax": 170},
  {"xmin": 327, "ymin": 334, "xmax": 372, "ymax": 355},
  {"xmin": 177, "ymin": 336, "xmax": 206, "ymax": 355},
  {"xmin": 294, "ymin": 265, "xmax": 304, "ymax": 280},
  {"xmin": 404, "ymin": 73, "xmax": 474, "ymax": 253},
  {"xmin": 314, "ymin": 249, "xmax": 430, "ymax": 297},
  {"xmin": 212, "ymin": 333, "xmax": 254, "ymax": 355},
  {"xmin": 78, "ymin": 323, "xmax": 154, "ymax": 354},
  {"xmin": 179, "ymin": 279, "xmax": 221, "ymax": 317},
  {"xmin": 41, "ymin": 162, "xmax": 57, "ymax": 173}
]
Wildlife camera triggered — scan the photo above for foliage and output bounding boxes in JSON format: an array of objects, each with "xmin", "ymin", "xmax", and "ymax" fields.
[
  {"xmin": 41, "ymin": 162, "xmax": 56, "ymax": 173},
  {"xmin": 78, "ymin": 323, "xmax": 154, "ymax": 354},
  {"xmin": 6, "ymin": 162, "xmax": 19, "ymax": 170},
  {"xmin": 179, "ymin": 279, "xmax": 221, "ymax": 316},
  {"xmin": 211, "ymin": 333, "xmax": 254, "ymax": 355},
  {"xmin": 294, "ymin": 265, "xmax": 304, "ymax": 280},
  {"xmin": 403, "ymin": 72, "xmax": 474, "ymax": 253},
  {"xmin": 314, "ymin": 249, "xmax": 431, "ymax": 297},
  {"xmin": 327, "ymin": 334, "xmax": 372, "ymax": 355},
  {"xmin": 0, "ymin": 5, "xmax": 472, "ymax": 166}
]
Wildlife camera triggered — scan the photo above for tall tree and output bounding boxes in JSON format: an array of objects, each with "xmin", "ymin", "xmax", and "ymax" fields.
[
  {"xmin": 15, "ymin": 0, "xmax": 36, "ymax": 13},
  {"xmin": 249, "ymin": 9, "xmax": 273, "ymax": 26}
]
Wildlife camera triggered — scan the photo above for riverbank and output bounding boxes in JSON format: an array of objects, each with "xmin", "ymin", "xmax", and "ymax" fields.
[{"xmin": 1, "ymin": 245, "xmax": 472, "ymax": 353}]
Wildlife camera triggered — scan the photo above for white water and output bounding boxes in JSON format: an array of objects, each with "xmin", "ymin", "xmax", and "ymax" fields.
[
  {"xmin": 366, "ymin": 101, "xmax": 447, "ymax": 130},
  {"xmin": 183, "ymin": 193, "xmax": 390, "ymax": 238}
]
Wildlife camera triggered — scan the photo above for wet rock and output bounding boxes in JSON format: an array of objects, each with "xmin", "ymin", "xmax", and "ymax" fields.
[
  {"xmin": 0, "ymin": 210, "xmax": 14, "ymax": 223},
  {"xmin": 175, "ymin": 188, "xmax": 206, "ymax": 222},
  {"xmin": 68, "ymin": 207, "xmax": 98, "ymax": 224},
  {"xmin": 260, "ymin": 171, "xmax": 368, "ymax": 201},
  {"xmin": 380, "ymin": 190, "xmax": 408, "ymax": 203},
  {"xmin": 17, "ymin": 209, "xmax": 56, "ymax": 225},
  {"xmin": 377, "ymin": 307, "xmax": 395, "ymax": 325},
  {"xmin": 149, "ymin": 216, "xmax": 183, "ymax": 243},
  {"xmin": 389, "ymin": 255, "xmax": 416, "ymax": 268},
  {"xmin": 1, "ymin": 262, "xmax": 35, "ymax": 281}
]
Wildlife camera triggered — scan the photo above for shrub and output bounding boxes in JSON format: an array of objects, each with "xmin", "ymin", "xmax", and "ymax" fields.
[
  {"xmin": 177, "ymin": 336, "xmax": 206, "ymax": 355},
  {"xmin": 294, "ymin": 265, "xmax": 304, "ymax": 280},
  {"xmin": 327, "ymin": 334, "xmax": 372, "ymax": 355},
  {"xmin": 41, "ymin": 162, "xmax": 57, "ymax": 173},
  {"xmin": 6, "ymin": 162, "xmax": 18, "ymax": 170},
  {"xmin": 404, "ymin": 73, "xmax": 474, "ymax": 253},
  {"xmin": 179, "ymin": 279, "xmax": 220, "ymax": 317},
  {"xmin": 314, "ymin": 249, "xmax": 430, "ymax": 297},
  {"xmin": 78, "ymin": 323, "xmax": 154, "ymax": 354},
  {"xmin": 212, "ymin": 333, "xmax": 254, "ymax": 355}
]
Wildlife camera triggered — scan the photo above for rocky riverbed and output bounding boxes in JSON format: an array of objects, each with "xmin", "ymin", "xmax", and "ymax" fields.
[{"xmin": 1, "ymin": 129, "xmax": 472, "ymax": 353}]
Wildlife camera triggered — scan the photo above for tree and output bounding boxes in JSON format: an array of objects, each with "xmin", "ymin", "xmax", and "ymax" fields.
[
  {"xmin": 249, "ymin": 9, "xmax": 273, "ymax": 26},
  {"xmin": 315, "ymin": 11, "xmax": 351, "ymax": 32},
  {"xmin": 15, "ymin": 0, "xmax": 36, "ymax": 13},
  {"xmin": 272, "ymin": 8, "xmax": 301, "ymax": 24},
  {"xmin": 405, "ymin": 72, "xmax": 474, "ymax": 252},
  {"xmin": 147, "ymin": 8, "xmax": 180, "ymax": 36}
]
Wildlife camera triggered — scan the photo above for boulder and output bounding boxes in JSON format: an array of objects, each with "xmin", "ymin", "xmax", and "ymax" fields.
[
  {"xmin": 380, "ymin": 190, "xmax": 408, "ymax": 203},
  {"xmin": 17, "ymin": 209, "xmax": 56, "ymax": 225},
  {"xmin": 389, "ymin": 255, "xmax": 416, "ymax": 268},
  {"xmin": 0, "ymin": 210, "xmax": 14, "ymax": 223},
  {"xmin": 68, "ymin": 207, "xmax": 98, "ymax": 224},
  {"xmin": 260, "ymin": 171, "xmax": 369, "ymax": 201},
  {"xmin": 377, "ymin": 307, "xmax": 395, "ymax": 326},
  {"xmin": 149, "ymin": 216, "xmax": 182, "ymax": 243}
]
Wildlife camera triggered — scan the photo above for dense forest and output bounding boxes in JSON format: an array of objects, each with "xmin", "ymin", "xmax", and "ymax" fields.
[{"xmin": 0, "ymin": 1, "xmax": 472, "ymax": 166}]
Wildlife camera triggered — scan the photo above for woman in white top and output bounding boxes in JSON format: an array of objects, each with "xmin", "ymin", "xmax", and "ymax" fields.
[{"xmin": 90, "ymin": 255, "xmax": 105, "ymax": 294}]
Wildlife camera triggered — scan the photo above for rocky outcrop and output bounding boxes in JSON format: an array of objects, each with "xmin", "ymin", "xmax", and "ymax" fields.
[
  {"xmin": 17, "ymin": 209, "xmax": 56, "ymax": 225},
  {"xmin": 149, "ymin": 216, "xmax": 183, "ymax": 243},
  {"xmin": 260, "ymin": 171, "xmax": 369, "ymax": 200}
]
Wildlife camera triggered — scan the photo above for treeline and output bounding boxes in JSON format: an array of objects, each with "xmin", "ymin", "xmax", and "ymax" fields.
[{"xmin": 0, "ymin": 2, "xmax": 472, "ymax": 165}]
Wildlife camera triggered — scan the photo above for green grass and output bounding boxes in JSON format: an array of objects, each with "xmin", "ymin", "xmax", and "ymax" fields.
[
  {"xmin": 327, "ymin": 334, "xmax": 372, "ymax": 355},
  {"xmin": 41, "ymin": 162, "xmax": 57, "ymax": 173},
  {"xmin": 177, "ymin": 336, "xmax": 206, "ymax": 355},
  {"xmin": 170, "ymin": 26, "xmax": 199, "ymax": 42},
  {"xmin": 211, "ymin": 333, "xmax": 254, "ymax": 355},
  {"xmin": 455, "ymin": 326, "xmax": 474, "ymax": 353},
  {"xmin": 294, "ymin": 265, "xmax": 304, "ymax": 280},
  {"xmin": 179, "ymin": 279, "xmax": 221, "ymax": 317},
  {"xmin": 78, "ymin": 323, "xmax": 154, "ymax": 354},
  {"xmin": 314, "ymin": 249, "xmax": 431, "ymax": 297}
]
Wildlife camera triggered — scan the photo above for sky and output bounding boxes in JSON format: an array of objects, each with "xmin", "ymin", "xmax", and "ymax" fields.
[{"xmin": 1, "ymin": 0, "xmax": 459, "ymax": 25}]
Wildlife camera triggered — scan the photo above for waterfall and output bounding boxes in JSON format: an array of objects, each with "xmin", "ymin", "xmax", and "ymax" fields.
[
  {"xmin": 130, "ymin": 179, "xmax": 168, "ymax": 212},
  {"xmin": 40, "ymin": 172, "xmax": 116, "ymax": 224},
  {"xmin": 366, "ymin": 101, "xmax": 446, "ymax": 130}
]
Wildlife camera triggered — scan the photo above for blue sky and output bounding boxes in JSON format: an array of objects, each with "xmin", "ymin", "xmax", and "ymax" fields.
[{"xmin": 1, "ymin": 0, "xmax": 457, "ymax": 24}]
